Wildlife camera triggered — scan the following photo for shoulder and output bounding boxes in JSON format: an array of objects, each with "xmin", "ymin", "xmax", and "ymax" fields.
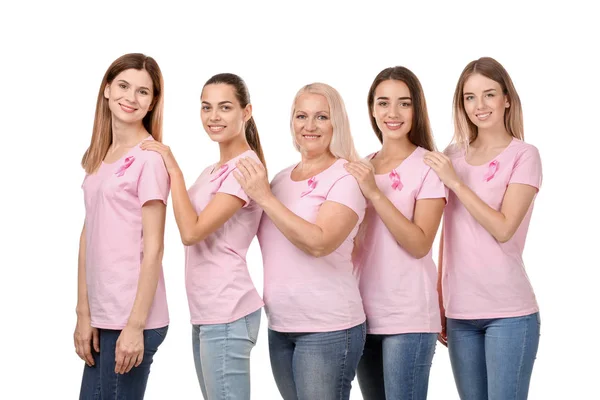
[
  {"xmin": 511, "ymin": 139, "xmax": 540, "ymax": 158},
  {"xmin": 442, "ymin": 143, "xmax": 465, "ymax": 159}
]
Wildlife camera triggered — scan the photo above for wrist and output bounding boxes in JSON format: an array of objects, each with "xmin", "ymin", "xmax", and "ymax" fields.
[
  {"xmin": 366, "ymin": 188, "xmax": 383, "ymax": 201},
  {"xmin": 168, "ymin": 166, "xmax": 183, "ymax": 177},
  {"xmin": 256, "ymin": 192, "xmax": 276, "ymax": 208},
  {"xmin": 448, "ymin": 179, "xmax": 463, "ymax": 193},
  {"xmin": 76, "ymin": 306, "xmax": 91, "ymax": 318},
  {"xmin": 126, "ymin": 317, "xmax": 146, "ymax": 331}
]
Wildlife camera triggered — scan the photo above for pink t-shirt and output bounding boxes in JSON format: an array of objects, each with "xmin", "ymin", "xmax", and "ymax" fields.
[
  {"xmin": 442, "ymin": 138, "xmax": 542, "ymax": 319},
  {"xmin": 185, "ymin": 150, "xmax": 264, "ymax": 325},
  {"xmin": 82, "ymin": 137, "xmax": 170, "ymax": 330},
  {"xmin": 257, "ymin": 159, "xmax": 367, "ymax": 333},
  {"xmin": 354, "ymin": 147, "xmax": 445, "ymax": 334}
]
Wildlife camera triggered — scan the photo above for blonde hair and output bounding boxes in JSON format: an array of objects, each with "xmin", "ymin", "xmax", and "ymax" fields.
[
  {"xmin": 290, "ymin": 83, "xmax": 359, "ymax": 161},
  {"xmin": 451, "ymin": 57, "xmax": 524, "ymax": 148},
  {"xmin": 81, "ymin": 53, "xmax": 164, "ymax": 173}
]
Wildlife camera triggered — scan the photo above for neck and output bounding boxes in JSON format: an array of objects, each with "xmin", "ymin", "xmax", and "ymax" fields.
[
  {"xmin": 299, "ymin": 150, "xmax": 336, "ymax": 172},
  {"xmin": 218, "ymin": 133, "xmax": 251, "ymax": 164},
  {"xmin": 473, "ymin": 124, "xmax": 513, "ymax": 148},
  {"xmin": 111, "ymin": 118, "xmax": 148, "ymax": 147},
  {"xmin": 378, "ymin": 135, "xmax": 416, "ymax": 160}
]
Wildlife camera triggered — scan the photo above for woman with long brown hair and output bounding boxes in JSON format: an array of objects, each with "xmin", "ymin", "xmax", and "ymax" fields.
[
  {"xmin": 424, "ymin": 57, "xmax": 542, "ymax": 399},
  {"xmin": 75, "ymin": 53, "xmax": 170, "ymax": 399},
  {"xmin": 346, "ymin": 66, "xmax": 446, "ymax": 399},
  {"xmin": 141, "ymin": 73, "xmax": 265, "ymax": 399}
]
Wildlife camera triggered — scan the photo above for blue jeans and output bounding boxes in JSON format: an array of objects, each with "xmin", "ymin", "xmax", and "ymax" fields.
[
  {"xmin": 447, "ymin": 312, "xmax": 540, "ymax": 400},
  {"xmin": 357, "ymin": 332, "xmax": 437, "ymax": 400},
  {"xmin": 268, "ymin": 322, "xmax": 366, "ymax": 400},
  {"xmin": 79, "ymin": 326, "xmax": 168, "ymax": 400},
  {"xmin": 192, "ymin": 309, "xmax": 261, "ymax": 400}
]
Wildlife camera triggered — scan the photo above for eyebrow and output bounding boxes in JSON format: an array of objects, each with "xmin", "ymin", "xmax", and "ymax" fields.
[
  {"xmin": 376, "ymin": 96, "xmax": 412, "ymax": 101},
  {"xmin": 201, "ymin": 101, "xmax": 234, "ymax": 105},
  {"xmin": 295, "ymin": 110, "xmax": 330, "ymax": 115},
  {"xmin": 117, "ymin": 80, "xmax": 150, "ymax": 91},
  {"xmin": 463, "ymin": 89, "xmax": 497, "ymax": 95}
]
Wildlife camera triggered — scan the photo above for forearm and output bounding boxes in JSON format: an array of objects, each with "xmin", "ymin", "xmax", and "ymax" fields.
[
  {"xmin": 370, "ymin": 191, "xmax": 432, "ymax": 259},
  {"xmin": 450, "ymin": 181, "xmax": 510, "ymax": 242},
  {"xmin": 169, "ymin": 169, "xmax": 202, "ymax": 244},
  {"xmin": 259, "ymin": 195, "xmax": 329, "ymax": 257},
  {"xmin": 76, "ymin": 226, "xmax": 90, "ymax": 317},
  {"xmin": 127, "ymin": 248, "xmax": 163, "ymax": 329}
]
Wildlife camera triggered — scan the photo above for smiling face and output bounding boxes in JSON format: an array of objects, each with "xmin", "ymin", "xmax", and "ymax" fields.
[
  {"xmin": 104, "ymin": 68, "xmax": 154, "ymax": 124},
  {"xmin": 200, "ymin": 83, "xmax": 251, "ymax": 143},
  {"xmin": 292, "ymin": 93, "xmax": 333, "ymax": 156},
  {"xmin": 462, "ymin": 73, "xmax": 509, "ymax": 131},
  {"xmin": 372, "ymin": 79, "xmax": 413, "ymax": 142}
]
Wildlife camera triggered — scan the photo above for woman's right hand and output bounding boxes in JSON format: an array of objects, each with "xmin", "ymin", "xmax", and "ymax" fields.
[
  {"xmin": 74, "ymin": 315, "xmax": 99, "ymax": 367},
  {"xmin": 438, "ymin": 312, "xmax": 448, "ymax": 347}
]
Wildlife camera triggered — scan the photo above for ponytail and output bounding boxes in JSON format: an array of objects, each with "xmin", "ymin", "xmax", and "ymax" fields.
[{"xmin": 245, "ymin": 117, "xmax": 266, "ymax": 169}]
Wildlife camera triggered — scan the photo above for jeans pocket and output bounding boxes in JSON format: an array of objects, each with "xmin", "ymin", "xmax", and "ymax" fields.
[
  {"xmin": 244, "ymin": 309, "xmax": 261, "ymax": 345},
  {"xmin": 145, "ymin": 326, "xmax": 168, "ymax": 351}
]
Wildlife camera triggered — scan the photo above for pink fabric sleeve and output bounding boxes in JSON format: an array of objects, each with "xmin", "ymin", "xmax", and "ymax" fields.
[
  {"xmin": 325, "ymin": 175, "xmax": 366, "ymax": 219},
  {"xmin": 218, "ymin": 169, "xmax": 250, "ymax": 207},
  {"xmin": 509, "ymin": 146, "xmax": 542, "ymax": 190},
  {"xmin": 138, "ymin": 154, "xmax": 170, "ymax": 206},
  {"xmin": 417, "ymin": 167, "xmax": 447, "ymax": 201}
]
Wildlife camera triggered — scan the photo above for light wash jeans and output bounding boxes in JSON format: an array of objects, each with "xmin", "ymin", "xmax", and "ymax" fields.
[
  {"xmin": 447, "ymin": 312, "xmax": 540, "ymax": 400},
  {"xmin": 192, "ymin": 309, "xmax": 261, "ymax": 400},
  {"xmin": 268, "ymin": 322, "xmax": 366, "ymax": 400},
  {"xmin": 357, "ymin": 332, "xmax": 437, "ymax": 400}
]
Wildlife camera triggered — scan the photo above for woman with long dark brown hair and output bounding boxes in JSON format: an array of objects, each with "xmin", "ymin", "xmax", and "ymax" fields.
[
  {"xmin": 346, "ymin": 66, "xmax": 446, "ymax": 399},
  {"xmin": 141, "ymin": 73, "xmax": 265, "ymax": 399},
  {"xmin": 75, "ymin": 53, "xmax": 170, "ymax": 399},
  {"xmin": 424, "ymin": 57, "xmax": 542, "ymax": 399}
]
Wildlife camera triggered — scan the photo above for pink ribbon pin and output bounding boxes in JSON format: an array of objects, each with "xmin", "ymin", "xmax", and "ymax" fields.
[
  {"xmin": 115, "ymin": 156, "xmax": 135, "ymax": 177},
  {"xmin": 389, "ymin": 169, "xmax": 403, "ymax": 191},
  {"xmin": 300, "ymin": 177, "xmax": 317, "ymax": 197},
  {"xmin": 483, "ymin": 160, "xmax": 499, "ymax": 182},
  {"xmin": 210, "ymin": 164, "xmax": 229, "ymax": 182}
]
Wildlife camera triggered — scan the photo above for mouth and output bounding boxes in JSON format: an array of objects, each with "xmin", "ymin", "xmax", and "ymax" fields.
[
  {"xmin": 475, "ymin": 112, "xmax": 491, "ymax": 121},
  {"xmin": 208, "ymin": 125, "xmax": 226, "ymax": 133},
  {"xmin": 302, "ymin": 134, "xmax": 322, "ymax": 140},
  {"xmin": 119, "ymin": 103, "xmax": 137, "ymax": 113},
  {"xmin": 385, "ymin": 121, "xmax": 404, "ymax": 130}
]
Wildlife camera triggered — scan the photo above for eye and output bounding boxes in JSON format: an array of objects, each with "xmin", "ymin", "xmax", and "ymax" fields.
[
  {"xmin": 377, "ymin": 101, "xmax": 388, "ymax": 107},
  {"xmin": 221, "ymin": 105, "xmax": 231, "ymax": 111},
  {"xmin": 317, "ymin": 115, "xmax": 329, "ymax": 121},
  {"xmin": 485, "ymin": 93, "xmax": 495, "ymax": 98},
  {"xmin": 296, "ymin": 114, "xmax": 306, "ymax": 119},
  {"xmin": 465, "ymin": 95, "xmax": 474, "ymax": 101},
  {"xmin": 119, "ymin": 83, "xmax": 127, "ymax": 89},
  {"xmin": 201, "ymin": 105, "xmax": 210, "ymax": 111},
  {"xmin": 139, "ymin": 89, "xmax": 149, "ymax": 95},
  {"xmin": 400, "ymin": 102, "xmax": 412, "ymax": 108}
]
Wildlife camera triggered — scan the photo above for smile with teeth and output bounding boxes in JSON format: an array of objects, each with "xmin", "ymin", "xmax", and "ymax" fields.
[
  {"xmin": 119, "ymin": 103, "xmax": 137, "ymax": 113},
  {"xmin": 209, "ymin": 125, "xmax": 226, "ymax": 133},
  {"xmin": 303, "ymin": 134, "xmax": 321, "ymax": 140},
  {"xmin": 385, "ymin": 121, "xmax": 404, "ymax": 130},
  {"xmin": 476, "ymin": 112, "xmax": 491, "ymax": 120}
]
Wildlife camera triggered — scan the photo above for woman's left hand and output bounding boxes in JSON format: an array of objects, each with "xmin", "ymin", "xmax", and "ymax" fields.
[
  {"xmin": 423, "ymin": 151, "xmax": 460, "ymax": 190},
  {"xmin": 233, "ymin": 157, "xmax": 273, "ymax": 205},
  {"xmin": 140, "ymin": 141, "xmax": 181, "ymax": 174},
  {"xmin": 114, "ymin": 325, "xmax": 144, "ymax": 374}
]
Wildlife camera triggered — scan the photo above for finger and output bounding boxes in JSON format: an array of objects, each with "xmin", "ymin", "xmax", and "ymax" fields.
[
  {"xmin": 92, "ymin": 329, "xmax": 100, "ymax": 353},
  {"xmin": 124, "ymin": 353, "xmax": 137, "ymax": 374},
  {"xmin": 134, "ymin": 352, "xmax": 144, "ymax": 368},
  {"xmin": 358, "ymin": 159, "xmax": 375, "ymax": 171},
  {"xmin": 353, "ymin": 162, "xmax": 372, "ymax": 174},
  {"xmin": 83, "ymin": 340, "xmax": 95, "ymax": 366},
  {"xmin": 115, "ymin": 349, "xmax": 125, "ymax": 374},
  {"xmin": 235, "ymin": 160, "xmax": 252, "ymax": 180},
  {"xmin": 119, "ymin": 353, "xmax": 132, "ymax": 374},
  {"xmin": 240, "ymin": 158, "xmax": 258, "ymax": 175},
  {"xmin": 233, "ymin": 170, "xmax": 246, "ymax": 186},
  {"xmin": 345, "ymin": 163, "xmax": 368, "ymax": 178}
]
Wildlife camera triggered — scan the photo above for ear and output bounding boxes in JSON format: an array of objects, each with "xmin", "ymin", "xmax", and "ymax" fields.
[
  {"xmin": 504, "ymin": 95, "xmax": 510, "ymax": 108},
  {"xmin": 243, "ymin": 104, "xmax": 253, "ymax": 122},
  {"xmin": 148, "ymin": 97, "xmax": 157, "ymax": 112},
  {"xmin": 104, "ymin": 83, "xmax": 110, "ymax": 100}
]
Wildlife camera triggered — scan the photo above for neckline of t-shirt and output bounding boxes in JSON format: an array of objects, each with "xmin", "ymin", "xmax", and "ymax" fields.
[
  {"xmin": 462, "ymin": 137, "xmax": 516, "ymax": 167},
  {"xmin": 101, "ymin": 136, "xmax": 153, "ymax": 166},
  {"xmin": 370, "ymin": 146, "xmax": 420, "ymax": 176},
  {"xmin": 209, "ymin": 149, "xmax": 254, "ymax": 174},
  {"xmin": 289, "ymin": 158, "xmax": 342, "ymax": 183}
]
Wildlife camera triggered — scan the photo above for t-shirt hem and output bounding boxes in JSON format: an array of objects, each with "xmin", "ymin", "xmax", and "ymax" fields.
[
  {"xmin": 190, "ymin": 303, "xmax": 263, "ymax": 326},
  {"xmin": 91, "ymin": 319, "xmax": 170, "ymax": 330},
  {"xmin": 367, "ymin": 326, "xmax": 441, "ymax": 335},
  {"xmin": 445, "ymin": 307, "xmax": 539, "ymax": 320},
  {"xmin": 268, "ymin": 317, "xmax": 366, "ymax": 333},
  {"xmin": 140, "ymin": 194, "xmax": 168, "ymax": 206}
]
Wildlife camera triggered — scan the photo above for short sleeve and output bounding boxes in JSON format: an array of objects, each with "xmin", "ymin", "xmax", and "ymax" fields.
[
  {"xmin": 325, "ymin": 175, "xmax": 367, "ymax": 220},
  {"xmin": 509, "ymin": 145, "xmax": 542, "ymax": 191},
  {"xmin": 138, "ymin": 153, "xmax": 170, "ymax": 206},
  {"xmin": 218, "ymin": 169, "xmax": 250, "ymax": 207},
  {"xmin": 417, "ymin": 167, "xmax": 447, "ymax": 201}
]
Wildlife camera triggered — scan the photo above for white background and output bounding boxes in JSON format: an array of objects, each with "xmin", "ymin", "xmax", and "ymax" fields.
[{"xmin": 1, "ymin": 0, "xmax": 598, "ymax": 398}]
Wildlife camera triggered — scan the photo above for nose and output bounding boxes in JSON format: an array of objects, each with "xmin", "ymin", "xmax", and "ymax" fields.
[
  {"xmin": 304, "ymin": 117, "xmax": 317, "ymax": 132},
  {"xmin": 475, "ymin": 96, "xmax": 485, "ymax": 110},
  {"xmin": 210, "ymin": 109, "xmax": 221, "ymax": 121},
  {"xmin": 124, "ymin": 88, "xmax": 136, "ymax": 103}
]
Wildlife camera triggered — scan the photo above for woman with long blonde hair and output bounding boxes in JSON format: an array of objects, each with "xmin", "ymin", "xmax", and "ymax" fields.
[
  {"xmin": 75, "ymin": 53, "xmax": 170, "ymax": 399},
  {"xmin": 424, "ymin": 57, "xmax": 542, "ymax": 399},
  {"xmin": 234, "ymin": 83, "xmax": 366, "ymax": 400}
]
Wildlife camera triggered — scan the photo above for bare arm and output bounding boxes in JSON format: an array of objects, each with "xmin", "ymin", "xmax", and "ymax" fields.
[
  {"xmin": 260, "ymin": 197, "xmax": 359, "ymax": 257},
  {"xmin": 369, "ymin": 194, "xmax": 445, "ymax": 258},
  {"xmin": 424, "ymin": 151, "xmax": 537, "ymax": 243},
  {"xmin": 437, "ymin": 229, "xmax": 447, "ymax": 346},
  {"xmin": 76, "ymin": 223, "xmax": 89, "ymax": 318},
  {"xmin": 170, "ymin": 169, "xmax": 244, "ymax": 246}
]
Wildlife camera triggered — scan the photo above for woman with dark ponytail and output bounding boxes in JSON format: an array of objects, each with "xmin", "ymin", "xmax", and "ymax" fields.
[{"xmin": 141, "ymin": 73, "xmax": 265, "ymax": 399}]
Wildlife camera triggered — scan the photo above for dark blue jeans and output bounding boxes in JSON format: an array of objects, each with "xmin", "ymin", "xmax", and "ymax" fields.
[
  {"xmin": 447, "ymin": 313, "xmax": 540, "ymax": 400},
  {"xmin": 357, "ymin": 332, "xmax": 437, "ymax": 400},
  {"xmin": 79, "ymin": 326, "xmax": 168, "ymax": 400},
  {"xmin": 268, "ymin": 322, "xmax": 366, "ymax": 400}
]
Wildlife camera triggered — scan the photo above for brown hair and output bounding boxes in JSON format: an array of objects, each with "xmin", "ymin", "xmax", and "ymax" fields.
[
  {"xmin": 367, "ymin": 66, "xmax": 436, "ymax": 151},
  {"xmin": 203, "ymin": 73, "xmax": 266, "ymax": 168},
  {"xmin": 452, "ymin": 57, "xmax": 523, "ymax": 147},
  {"xmin": 81, "ymin": 53, "xmax": 164, "ymax": 173}
]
